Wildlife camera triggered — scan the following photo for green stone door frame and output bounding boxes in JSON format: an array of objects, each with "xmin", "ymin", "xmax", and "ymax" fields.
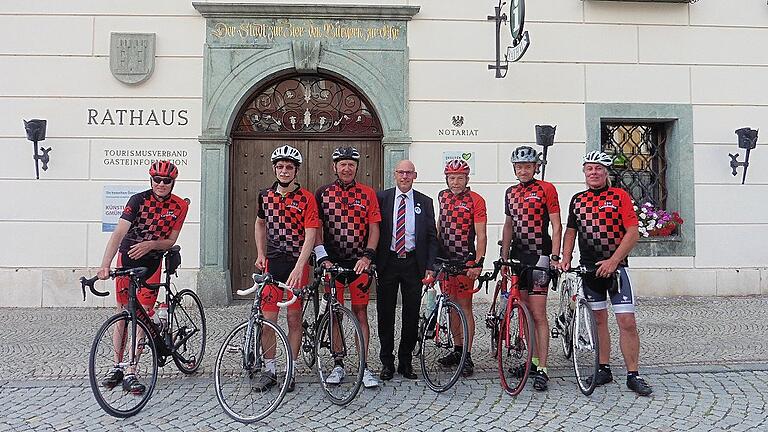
[{"xmin": 193, "ymin": 2, "xmax": 419, "ymax": 304}]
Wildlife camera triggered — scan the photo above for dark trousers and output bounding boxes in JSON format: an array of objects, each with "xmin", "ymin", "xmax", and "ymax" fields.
[{"xmin": 376, "ymin": 252, "xmax": 422, "ymax": 367}]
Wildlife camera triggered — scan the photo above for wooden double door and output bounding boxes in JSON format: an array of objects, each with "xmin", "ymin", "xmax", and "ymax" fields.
[{"xmin": 229, "ymin": 138, "xmax": 383, "ymax": 293}]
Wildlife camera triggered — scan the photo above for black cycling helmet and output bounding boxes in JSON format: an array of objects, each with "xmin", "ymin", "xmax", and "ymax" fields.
[{"xmin": 331, "ymin": 146, "xmax": 360, "ymax": 162}]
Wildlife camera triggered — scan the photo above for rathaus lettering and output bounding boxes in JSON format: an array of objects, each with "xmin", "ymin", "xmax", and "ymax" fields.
[{"xmin": 87, "ymin": 109, "xmax": 189, "ymax": 126}]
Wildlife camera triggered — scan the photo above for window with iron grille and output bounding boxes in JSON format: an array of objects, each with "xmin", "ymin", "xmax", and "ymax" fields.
[{"xmin": 601, "ymin": 123, "xmax": 668, "ymax": 209}]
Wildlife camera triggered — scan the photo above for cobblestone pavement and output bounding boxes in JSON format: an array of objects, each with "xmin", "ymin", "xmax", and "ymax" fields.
[{"xmin": 2, "ymin": 296, "xmax": 768, "ymax": 431}]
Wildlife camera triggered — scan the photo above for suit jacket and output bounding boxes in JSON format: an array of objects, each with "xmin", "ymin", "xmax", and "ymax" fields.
[{"xmin": 376, "ymin": 187, "xmax": 439, "ymax": 276}]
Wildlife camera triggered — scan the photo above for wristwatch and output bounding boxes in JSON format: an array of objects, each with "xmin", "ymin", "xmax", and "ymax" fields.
[{"xmin": 549, "ymin": 254, "xmax": 561, "ymax": 261}]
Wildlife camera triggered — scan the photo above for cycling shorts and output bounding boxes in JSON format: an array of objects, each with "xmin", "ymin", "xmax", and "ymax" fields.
[
  {"xmin": 440, "ymin": 274, "xmax": 475, "ymax": 300},
  {"xmin": 325, "ymin": 271, "xmax": 372, "ymax": 307},
  {"xmin": 512, "ymin": 252, "xmax": 549, "ymax": 296},
  {"xmin": 115, "ymin": 252, "xmax": 163, "ymax": 307},
  {"xmin": 582, "ymin": 266, "xmax": 635, "ymax": 314},
  {"xmin": 261, "ymin": 256, "xmax": 309, "ymax": 313}
]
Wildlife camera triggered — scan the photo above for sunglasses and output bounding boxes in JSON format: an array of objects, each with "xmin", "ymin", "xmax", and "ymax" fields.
[{"xmin": 152, "ymin": 176, "xmax": 174, "ymax": 185}]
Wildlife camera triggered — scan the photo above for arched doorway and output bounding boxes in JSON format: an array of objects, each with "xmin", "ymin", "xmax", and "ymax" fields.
[{"xmin": 229, "ymin": 74, "xmax": 384, "ymax": 293}]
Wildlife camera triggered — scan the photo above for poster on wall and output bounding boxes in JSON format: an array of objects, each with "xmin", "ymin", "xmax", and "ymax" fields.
[
  {"xmin": 103, "ymin": 185, "xmax": 143, "ymax": 232},
  {"xmin": 442, "ymin": 151, "xmax": 476, "ymax": 174}
]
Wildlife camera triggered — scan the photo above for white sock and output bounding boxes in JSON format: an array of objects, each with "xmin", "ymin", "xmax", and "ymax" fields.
[{"xmin": 265, "ymin": 358, "xmax": 276, "ymax": 374}]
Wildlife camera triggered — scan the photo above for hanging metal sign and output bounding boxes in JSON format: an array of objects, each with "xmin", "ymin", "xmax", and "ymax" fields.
[{"xmin": 488, "ymin": 0, "xmax": 530, "ymax": 79}]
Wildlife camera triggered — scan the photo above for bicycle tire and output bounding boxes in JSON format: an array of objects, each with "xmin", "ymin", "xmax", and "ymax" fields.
[
  {"xmin": 419, "ymin": 300, "xmax": 468, "ymax": 392},
  {"xmin": 558, "ymin": 277, "xmax": 574, "ymax": 359},
  {"xmin": 498, "ymin": 301, "xmax": 534, "ymax": 396},
  {"xmin": 214, "ymin": 319, "xmax": 293, "ymax": 423},
  {"xmin": 572, "ymin": 299, "xmax": 600, "ymax": 396},
  {"xmin": 88, "ymin": 312, "xmax": 158, "ymax": 418},
  {"xmin": 315, "ymin": 304, "xmax": 364, "ymax": 405},
  {"xmin": 170, "ymin": 289, "xmax": 207, "ymax": 374},
  {"xmin": 300, "ymin": 286, "xmax": 319, "ymax": 369}
]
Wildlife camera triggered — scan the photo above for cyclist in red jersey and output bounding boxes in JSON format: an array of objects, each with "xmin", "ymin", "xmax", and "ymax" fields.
[
  {"xmin": 435, "ymin": 159, "xmax": 487, "ymax": 378},
  {"xmin": 314, "ymin": 146, "xmax": 381, "ymax": 388},
  {"xmin": 501, "ymin": 146, "xmax": 562, "ymax": 391},
  {"xmin": 254, "ymin": 145, "xmax": 320, "ymax": 392},
  {"xmin": 97, "ymin": 160, "xmax": 189, "ymax": 395},
  {"xmin": 560, "ymin": 150, "xmax": 652, "ymax": 396}
]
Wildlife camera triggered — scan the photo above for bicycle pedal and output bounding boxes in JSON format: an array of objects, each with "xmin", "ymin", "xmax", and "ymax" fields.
[{"xmin": 550, "ymin": 328, "xmax": 559, "ymax": 338}]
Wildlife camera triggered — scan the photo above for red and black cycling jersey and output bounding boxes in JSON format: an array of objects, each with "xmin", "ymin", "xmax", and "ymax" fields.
[
  {"xmin": 505, "ymin": 179, "xmax": 560, "ymax": 257},
  {"xmin": 315, "ymin": 180, "xmax": 381, "ymax": 263},
  {"xmin": 258, "ymin": 182, "xmax": 320, "ymax": 259},
  {"xmin": 119, "ymin": 190, "xmax": 188, "ymax": 254},
  {"xmin": 566, "ymin": 186, "xmax": 638, "ymax": 266},
  {"xmin": 438, "ymin": 188, "xmax": 487, "ymax": 262}
]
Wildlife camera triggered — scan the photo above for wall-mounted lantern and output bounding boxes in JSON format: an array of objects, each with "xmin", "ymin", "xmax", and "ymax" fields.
[
  {"xmin": 730, "ymin": 127, "xmax": 758, "ymax": 185},
  {"xmin": 535, "ymin": 125, "xmax": 556, "ymax": 179},
  {"xmin": 24, "ymin": 119, "xmax": 50, "ymax": 179}
]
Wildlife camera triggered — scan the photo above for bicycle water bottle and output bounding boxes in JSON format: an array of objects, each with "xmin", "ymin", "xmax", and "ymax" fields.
[
  {"xmin": 498, "ymin": 291, "xmax": 509, "ymax": 319},
  {"xmin": 157, "ymin": 303, "xmax": 169, "ymax": 331},
  {"xmin": 425, "ymin": 287, "xmax": 437, "ymax": 317}
]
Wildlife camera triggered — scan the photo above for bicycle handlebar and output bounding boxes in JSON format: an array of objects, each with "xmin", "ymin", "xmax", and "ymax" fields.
[
  {"xmin": 422, "ymin": 259, "xmax": 483, "ymax": 285},
  {"xmin": 237, "ymin": 273, "xmax": 301, "ymax": 307},
  {"xmin": 315, "ymin": 264, "xmax": 377, "ymax": 278},
  {"xmin": 79, "ymin": 267, "xmax": 150, "ymax": 301}
]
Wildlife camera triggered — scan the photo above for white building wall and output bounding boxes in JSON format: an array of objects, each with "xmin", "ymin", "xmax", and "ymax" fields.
[{"xmin": 1, "ymin": 0, "xmax": 767, "ymax": 305}]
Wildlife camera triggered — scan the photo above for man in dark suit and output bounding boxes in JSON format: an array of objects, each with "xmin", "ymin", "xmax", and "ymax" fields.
[{"xmin": 376, "ymin": 159, "xmax": 439, "ymax": 380}]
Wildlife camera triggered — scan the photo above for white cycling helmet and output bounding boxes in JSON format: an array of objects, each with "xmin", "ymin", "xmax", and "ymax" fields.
[
  {"xmin": 582, "ymin": 150, "xmax": 613, "ymax": 167},
  {"xmin": 271, "ymin": 145, "xmax": 303, "ymax": 166},
  {"xmin": 510, "ymin": 146, "xmax": 540, "ymax": 164}
]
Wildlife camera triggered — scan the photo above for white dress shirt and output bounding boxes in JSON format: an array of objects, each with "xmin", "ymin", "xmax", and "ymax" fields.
[{"xmin": 391, "ymin": 188, "xmax": 416, "ymax": 252}]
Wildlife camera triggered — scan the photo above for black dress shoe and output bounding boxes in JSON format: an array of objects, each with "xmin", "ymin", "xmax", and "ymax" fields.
[
  {"xmin": 397, "ymin": 364, "xmax": 417, "ymax": 380},
  {"xmin": 380, "ymin": 364, "xmax": 394, "ymax": 381}
]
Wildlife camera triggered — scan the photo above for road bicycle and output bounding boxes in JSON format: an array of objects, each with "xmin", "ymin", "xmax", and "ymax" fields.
[
  {"xmin": 300, "ymin": 265, "xmax": 369, "ymax": 405},
  {"xmin": 477, "ymin": 257, "xmax": 551, "ymax": 396},
  {"xmin": 80, "ymin": 246, "xmax": 207, "ymax": 418},
  {"xmin": 213, "ymin": 272, "xmax": 300, "ymax": 423},
  {"xmin": 551, "ymin": 266, "xmax": 602, "ymax": 396},
  {"xmin": 416, "ymin": 257, "xmax": 476, "ymax": 392}
]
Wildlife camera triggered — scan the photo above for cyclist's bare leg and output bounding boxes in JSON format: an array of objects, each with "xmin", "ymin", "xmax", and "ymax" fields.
[
  {"xmin": 519, "ymin": 292, "xmax": 537, "ymax": 360},
  {"xmin": 262, "ymin": 310, "xmax": 279, "ymax": 359},
  {"xmin": 455, "ymin": 297, "xmax": 474, "ymax": 351},
  {"xmin": 616, "ymin": 312, "xmax": 640, "ymax": 371},
  {"xmin": 286, "ymin": 308, "xmax": 302, "ymax": 361},
  {"xmin": 352, "ymin": 304, "xmax": 370, "ymax": 361},
  {"xmin": 112, "ymin": 305, "xmax": 128, "ymax": 365},
  {"xmin": 527, "ymin": 293, "xmax": 549, "ymax": 368},
  {"xmin": 593, "ymin": 308, "xmax": 612, "ymax": 364},
  {"xmin": 447, "ymin": 296, "xmax": 463, "ymax": 347}
]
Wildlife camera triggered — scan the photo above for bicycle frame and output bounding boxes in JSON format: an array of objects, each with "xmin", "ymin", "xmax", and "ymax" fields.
[
  {"xmin": 318, "ymin": 265, "xmax": 374, "ymax": 361},
  {"xmin": 420, "ymin": 260, "xmax": 478, "ymax": 347}
]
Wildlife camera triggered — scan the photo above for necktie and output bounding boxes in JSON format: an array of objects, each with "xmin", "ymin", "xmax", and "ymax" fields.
[{"xmin": 395, "ymin": 194, "xmax": 407, "ymax": 258}]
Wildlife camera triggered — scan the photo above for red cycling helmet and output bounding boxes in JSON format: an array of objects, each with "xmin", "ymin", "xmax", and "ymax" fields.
[
  {"xmin": 444, "ymin": 159, "xmax": 470, "ymax": 175},
  {"xmin": 149, "ymin": 160, "xmax": 178, "ymax": 179}
]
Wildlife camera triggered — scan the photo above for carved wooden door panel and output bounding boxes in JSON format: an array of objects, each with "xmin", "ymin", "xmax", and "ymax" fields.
[{"xmin": 230, "ymin": 74, "xmax": 383, "ymax": 295}]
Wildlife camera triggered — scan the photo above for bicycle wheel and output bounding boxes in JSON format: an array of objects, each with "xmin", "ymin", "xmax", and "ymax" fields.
[
  {"xmin": 214, "ymin": 319, "xmax": 292, "ymax": 423},
  {"xmin": 315, "ymin": 304, "xmax": 364, "ymax": 405},
  {"xmin": 170, "ymin": 289, "xmax": 207, "ymax": 374},
  {"xmin": 572, "ymin": 299, "xmax": 600, "ymax": 396},
  {"xmin": 300, "ymin": 287, "xmax": 319, "ymax": 369},
  {"xmin": 419, "ymin": 300, "xmax": 468, "ymax": 392},
  {"xmin": 498, "ymin": 302, "xmax": 534, "ymax": 396},
  {"xmin": 88, "ymin": 313, "xmax": 158, "ymax": 418},
  {"xmin": 558, "ymin": 277, "xmax": 574, "ymax": 359}
]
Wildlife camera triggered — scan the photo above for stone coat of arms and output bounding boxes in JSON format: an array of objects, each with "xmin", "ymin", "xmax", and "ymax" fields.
[{"xmin": 110, "ymin": 33, "xmax": 156, "ymax": 85}]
